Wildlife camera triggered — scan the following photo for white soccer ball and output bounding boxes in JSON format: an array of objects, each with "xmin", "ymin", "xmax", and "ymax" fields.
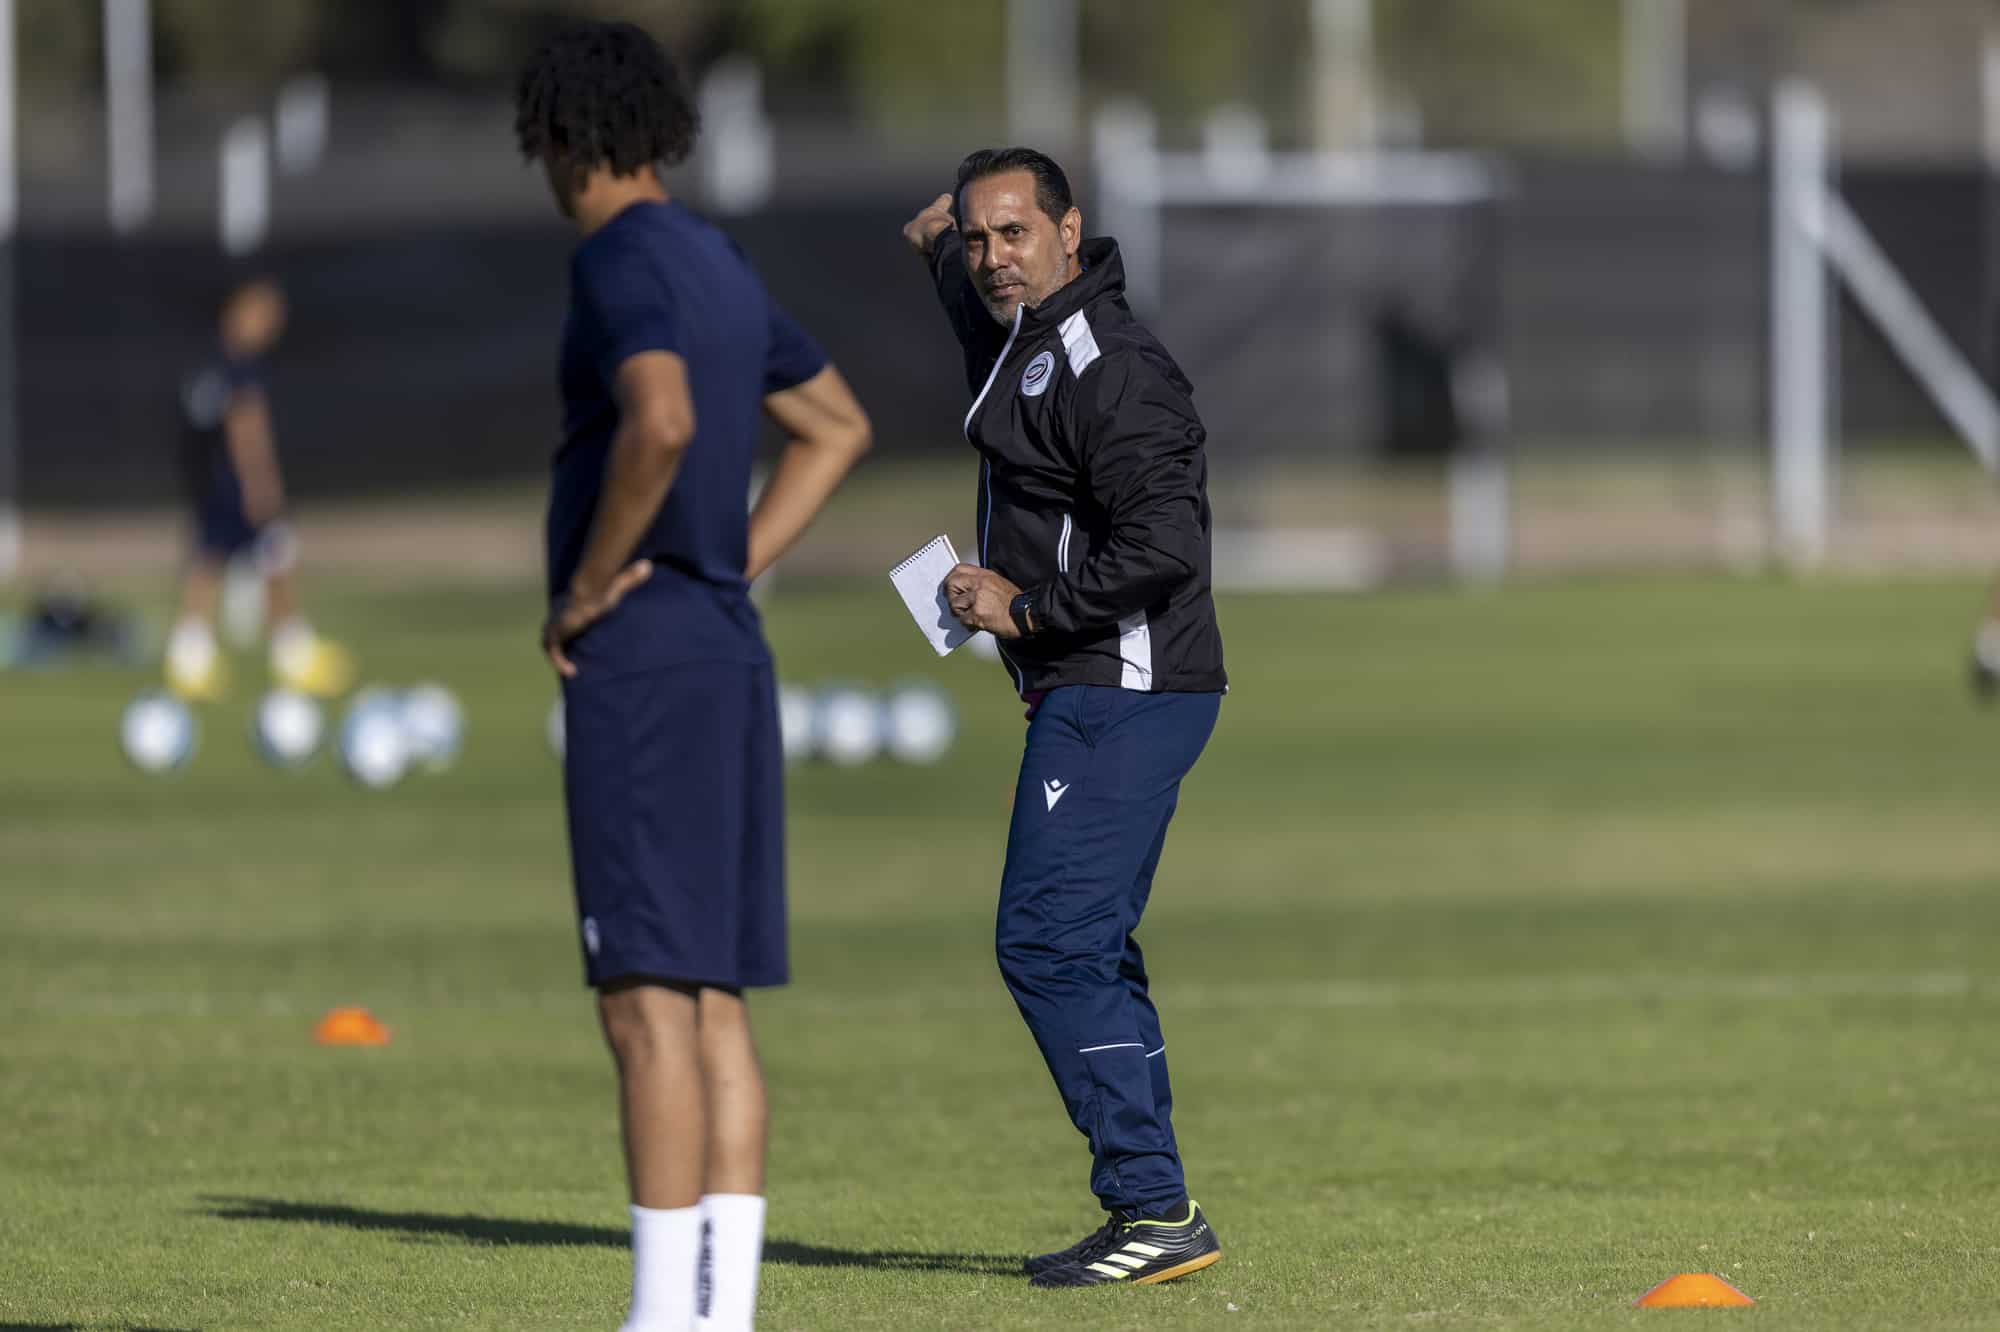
[
  {"xmin": 546, "ymin": 694, "xmax": 566, "ymax": 761},
  {"xmin": 347, "ymin": 685, "xmax": 402, "ymax": 718},
  {"xmin": 813, "ymin": 687, "xmax": 883, "ymax": 767},
  {"xmin": 883, "ymin": 683, "xmax": 957, "ymax": 765},
  {"xmin": 251, "ymin": 688, "xmax": 324, "ymax": 768},
  {"xmin": 120, "ymin": 691, "xmax": 197, "ymax": 774},
  {"xmin": 400, "ymin": 682, "xmax": 464, "ymax": 772},
  {"xmin": 777, "ymin": 683, "xmax": 816, "ymax": 763},
  {"xmin": 338, "ymin": 693, "xmax": 410, "ymax": 789}
]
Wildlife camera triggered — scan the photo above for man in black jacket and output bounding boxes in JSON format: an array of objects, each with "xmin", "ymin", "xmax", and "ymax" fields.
[{"xmin": 903, "ymin": 147, "xmax": 1227, "ymax": 1289}]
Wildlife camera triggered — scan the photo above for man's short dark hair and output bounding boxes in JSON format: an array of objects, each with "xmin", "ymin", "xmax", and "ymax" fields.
[
  {"xmin": 514, "ymin": 21, "xmax": 699, "ymax": 174},
  {"xmin": 219, "ymin": 270, "xmax": 281, "ymax": 311},
  {"xmin": 956, "ymin": 147, "xmax": 1074, "ymax": 224}
]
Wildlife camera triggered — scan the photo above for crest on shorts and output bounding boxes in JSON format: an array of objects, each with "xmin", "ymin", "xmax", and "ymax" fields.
[{"xmin": 1020, "ymin": 350, "xmax": 1056, "ymax": 398}]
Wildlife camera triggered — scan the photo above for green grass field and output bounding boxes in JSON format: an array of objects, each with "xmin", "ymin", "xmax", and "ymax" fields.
[{"xmin": 4, "ymin": 572, "xmax": 1999, "ymax": 1330}]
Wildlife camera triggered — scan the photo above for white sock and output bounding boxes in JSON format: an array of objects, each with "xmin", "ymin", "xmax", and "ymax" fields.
[
  {"xmin": 622, "ymin": 1203, "xmax": 701, "ymax": 1332},
  {"xmin": 220, "ymin": 558, "xmax": 268, "ymax": 647},
  {"xmin": 695, "ymin": 1194, "xmax": 766, "ymax": 1332},
  {"xmin": 1977, "ymin": 621, "xmax": 2000, "ymax": 672},
  {"xmin": 269, "ymin": 616, "xmax": 315, "ymax": 673},
  {"xmin": 166, "ymin": 617, "xmax": 217, "ymax": 678}
]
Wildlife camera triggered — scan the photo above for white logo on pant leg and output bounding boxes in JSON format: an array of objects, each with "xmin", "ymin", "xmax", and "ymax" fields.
[
  {"xmin": 1044, "ymin": 779, "xmax": 1070, "ymax": 811},
  {"xmin": 582, "ymin": 917, "xmax": 600, "ymax": 957}
]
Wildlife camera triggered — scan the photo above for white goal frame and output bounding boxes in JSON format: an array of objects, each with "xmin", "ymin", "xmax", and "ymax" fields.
[
  {"xmin": 1769, "ymin": 78, "xmax": 2000, "ymax": 570},
  {"xmin": 1092, "ymin": 106, "xmax": 1512, "ymax": 588}
]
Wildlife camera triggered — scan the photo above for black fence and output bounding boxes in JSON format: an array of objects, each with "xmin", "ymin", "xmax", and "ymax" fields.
[
  {"xmin": 11, "ymin": 160, "xmax": 1993, "ymax": 508},
  {"xmin": 14, "ymin": 205, "xmax": 971, "ymax": 509}
]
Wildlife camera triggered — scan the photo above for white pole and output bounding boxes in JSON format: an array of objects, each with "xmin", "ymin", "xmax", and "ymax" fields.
[
  {"xmin": 1448, "ymin": 352, "xmax": 1512, "ymax": 582},
  {"xmin": 1310, "ymin": 0, "xmax": 1376, "ymax": 151},
  {"xmin": 220, "ymin": 117, "xmax": 271, "ymax": 257},
  {"xmin": 0, "ymin": 0, "xmax": 13, "ymax": 236},
  {"xmin": 103, "ymin": 0, "xmax": 154, "ymax": 233},
  {"xmin": 1622, "ymin": 0, "xmax": 1687, "ymax": 161},
  {"xmin": 1007, "ymin": 0, "xmax": 1078, "ymax": 147},
  {"xmin": 1985, "ymin": 30, "xmax": 2000, "ymax": 170},
  {"xmin": 1091, "ymin": 100, "xmax": 1160, "ymax": 312},
  {"xmin": 1770, "ymin": 81, "xmax": 1832, "ymax": 570},
  {"xmin": 1200, "ymin": 105, "xmax": 1270, "ymax": 192},
  {"xmin": 1447, "ymin": 448, "xmax": 1510, "ymax": 583},
  {"xmin": 274, "ymin": 72, "xmax": 330, "ymax": 177},
  {"xmin": 696, "ymin": 58, "xmax": 774, "ymax": 216},
  {"xmin": 1980, "ymin": 27, "xmax": 2000, "ymax": 379},
  {"xmin": 0, "ymin": 0, "xmax": 18, "ymax": 579}
]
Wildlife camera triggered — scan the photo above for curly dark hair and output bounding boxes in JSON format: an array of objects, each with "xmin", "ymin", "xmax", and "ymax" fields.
[{"xmin": 514, "ymin": 21, "xmax": 699, "ymax": 175}]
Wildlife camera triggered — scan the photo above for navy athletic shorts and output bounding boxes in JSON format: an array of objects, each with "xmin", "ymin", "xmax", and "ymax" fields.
[
  {"xmin": 561, "ymin": 657, "xmax": 787, "ymax": 991},
  {"xmin": 196, "ymin": 479, "xmax": 261, "ymax": 559}
]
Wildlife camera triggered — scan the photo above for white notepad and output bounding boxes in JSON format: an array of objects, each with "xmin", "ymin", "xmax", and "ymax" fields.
[{"xmin": 889, "ymin": 534, "xmax": 975, "ymax": 656}]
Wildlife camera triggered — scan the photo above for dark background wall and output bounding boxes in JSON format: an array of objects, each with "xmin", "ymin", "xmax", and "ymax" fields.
[
  {"xmin": 15, "ymin": 204, "xmax": 973, "ymax": 509},
  {"xmin": 14, "ymin": 161, "xmax": 1992, "ymax": 508}
]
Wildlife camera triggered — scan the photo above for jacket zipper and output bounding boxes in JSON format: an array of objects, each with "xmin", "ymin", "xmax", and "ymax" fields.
[
  {"xmin": 967, "ymin": 306, "xmax": 1028, "ymax": 695},
  {"xmin": 963, "ymin": 303, "xmax": 1024, "ymax": 444}
]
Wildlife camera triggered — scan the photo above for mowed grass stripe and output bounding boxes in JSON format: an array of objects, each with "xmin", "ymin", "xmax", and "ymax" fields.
[
  {"xmin": 14, "ymin": 969, "xmax": 1991, "ymax": 1020},
  {"xmin": 3, "ymin": 574, "xmax": 1999, "ymax": 1330}
]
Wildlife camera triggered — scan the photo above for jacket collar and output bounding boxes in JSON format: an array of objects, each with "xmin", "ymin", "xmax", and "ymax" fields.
[{"xmin": 1019, "ymin": 237, "xmax": 1122, "ymax": 334}]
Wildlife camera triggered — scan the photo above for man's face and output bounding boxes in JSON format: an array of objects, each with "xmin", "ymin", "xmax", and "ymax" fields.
[
  {"xmin": 224, "ymin": 282, "xmax": 287, "ymax": 356},
  {"xmin": 957, "ymin": 170, "xmax": 1082, "ymax": 326}
]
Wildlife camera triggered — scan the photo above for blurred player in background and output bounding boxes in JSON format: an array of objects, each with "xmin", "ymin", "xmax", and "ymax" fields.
[
  {"xmin": 906, "ymin": 150, "xmax": 1227, "ymax": 1290},
  {"xmin": 166, "ymin": 276, "xmax": 355, "ymax": 701},
  {"xmin": 516, "ymin": 23, "xmax": 872, "ymax": 1332},
  {"xmin": 1969, "ymin": 593, "xmax": 2000, "ymax": 700}
]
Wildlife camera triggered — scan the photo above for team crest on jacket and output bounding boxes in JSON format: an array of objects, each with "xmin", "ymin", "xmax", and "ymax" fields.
[{"xmin": 1020, "ymin": 350, "xmax": 1056, "ymax": 397}]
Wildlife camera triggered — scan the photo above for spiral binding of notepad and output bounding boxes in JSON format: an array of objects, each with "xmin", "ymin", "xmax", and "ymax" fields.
[{"xmin": 889, "ymin": 534, "xmax": 956, "ymax": 580}]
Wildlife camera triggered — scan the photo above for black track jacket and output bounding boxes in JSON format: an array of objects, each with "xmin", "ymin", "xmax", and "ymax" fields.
[{"xmin": 926, "ymin": 232, "xmax": 1227, "ymax": 697}]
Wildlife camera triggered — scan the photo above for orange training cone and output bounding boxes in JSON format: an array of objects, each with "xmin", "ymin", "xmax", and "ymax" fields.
[
  {"xmin": 314, "ymin": 1005, "xmax": 391, "ymax": 1047},
  {"xmin": 1634, "ymin": 1273, "xmax": 1756, "ymax": 1308}
]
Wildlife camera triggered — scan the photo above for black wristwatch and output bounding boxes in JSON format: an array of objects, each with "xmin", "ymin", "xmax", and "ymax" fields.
[{"xmin": 1008, "ymin": 591, "xmax": 1038, "ymax": 638}]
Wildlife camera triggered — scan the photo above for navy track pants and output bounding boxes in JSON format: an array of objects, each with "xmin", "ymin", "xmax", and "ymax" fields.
[{"xmin": 995, "ymin": 684, "xmax": 1221, "ymax": 1216}]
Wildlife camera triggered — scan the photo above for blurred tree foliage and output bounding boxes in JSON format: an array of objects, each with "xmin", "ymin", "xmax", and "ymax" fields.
[
  {"xmin": 1375, "ymin": 0, "xmax": 1623, "ymax": 149},
  {"xmin": 16, "ymin": 1, "xmax": 95, "ymax": 94},
  {"xmin": 19, "ymin": 0, "xmax": 317, "ymax": 94},
  {"xmin": 420, "ymin": 0, "xmax": 717, "ymax": 84},
  {"xmin": 9, "ymin": 0, "xmax": 1700, "ymax": 148},
  {"xmin": 728, "ymin": 1, "xmax": 1003, "ymax": 122},
  {"xmin": 153, "ymin": 0, "xmax": 320, "ymax": 83},
  {"xmin": 1083, "ymin": 0, "xmax": 1312, "ymax": 131}
]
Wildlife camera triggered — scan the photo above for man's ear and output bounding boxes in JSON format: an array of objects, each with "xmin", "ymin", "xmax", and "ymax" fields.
[{"xmin": 1061, "ymin": 206, "xmax": 1083, "ymax": 259}]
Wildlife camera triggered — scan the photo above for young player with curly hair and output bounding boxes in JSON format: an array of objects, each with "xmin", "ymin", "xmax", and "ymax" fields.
[{"xmin": 516, "ymin": 23, "xmax": 873, "ymax": 1331}]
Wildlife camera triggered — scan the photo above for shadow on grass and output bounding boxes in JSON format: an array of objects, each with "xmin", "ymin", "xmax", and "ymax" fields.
[
  {"xmin": 198, "ymin": 1197, "xmax": 1021, "ymax": 1277},
  {"xmin": 762, "ymin": 1241, "xmax": 1021, "ymax": 1275},
  {"xmin": 0, "ymin": 1325, "xmax": 196, "ymax": 1331}
]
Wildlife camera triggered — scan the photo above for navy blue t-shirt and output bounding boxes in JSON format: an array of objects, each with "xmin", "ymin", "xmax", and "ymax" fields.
[
  {"xmin": 548, "ymin": 200, "xmax": 826, "ymax": 673},
  {"xmin": 178, "ymin": 351, "xmax": 265, "ymax": 505}
]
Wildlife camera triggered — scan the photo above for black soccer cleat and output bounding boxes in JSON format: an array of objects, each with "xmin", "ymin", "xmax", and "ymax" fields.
[
  {"xmin": 1973, "ymin": 650, "xmax": 1999, "ymax": 704},
  {"xmin": 1024, "ymin": 1214, "xmax": 1124, "ymax": 1277},
  {"xmin": 1028, "ymin": 1201, "xmax": 1221, "ymax": 1287}
]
